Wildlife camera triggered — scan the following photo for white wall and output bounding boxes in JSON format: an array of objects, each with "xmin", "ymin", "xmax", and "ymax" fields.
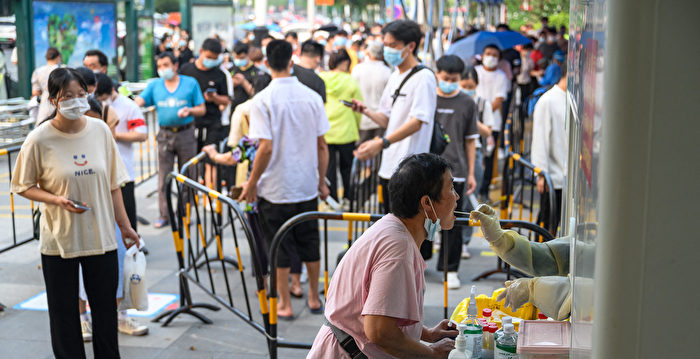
[{"xmin": 594, "ymin": 0, "xmax": 700, "ymax": 357}]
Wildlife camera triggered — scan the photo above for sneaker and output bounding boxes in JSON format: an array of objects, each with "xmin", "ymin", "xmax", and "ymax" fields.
[
  {"xmin": 118, "ymin": 317, "xmax": 149, "ymax": 336},
  {"xmin": 461, "ymin": 245, "xmax": 471, "ymax": 259},
  {"xmin": 447, "ymin": 272, "xmax": 461, "ymax": 289},
  {"xmin": 153, "ymin": 217, "xmax": 168, "ymax": 228},
  {"xmin": 81, "ymin": 319, "xmax": 93, "ymax": 342}
]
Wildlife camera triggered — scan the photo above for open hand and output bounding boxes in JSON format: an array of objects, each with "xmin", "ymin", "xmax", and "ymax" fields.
[
  {"xmin": 426, "ymin": 319, "xmax": 458, "ymax": 342},
  {"xmin": 354, "ymin": 138, "xmax": 382, "ymax": 160},
  {"xmin": 428, "ymin": 338, "xmax": 455, "ymax": 358}
]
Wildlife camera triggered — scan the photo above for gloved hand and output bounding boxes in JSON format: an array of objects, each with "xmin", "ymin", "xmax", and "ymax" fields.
[
  {"xmin": 469, "ymin": 204, "xmax": 505, "ymax": 243},
  {"xmin": 497, "ymin": 278, "xmax": 531, "ymax": 312}
]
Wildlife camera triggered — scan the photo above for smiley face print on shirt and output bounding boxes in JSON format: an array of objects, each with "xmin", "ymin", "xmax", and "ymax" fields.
[{"xmin": 73, "ymin": 154, "xmax": 88, "ymax": 166}]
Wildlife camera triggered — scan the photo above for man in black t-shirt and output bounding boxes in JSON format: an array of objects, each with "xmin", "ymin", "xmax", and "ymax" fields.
[
  {"xmin": 178, "ymin": 38, "xmax": 230, "ymax": 149},
  {"xmin": 434, "ymin": 55, "xmax": 479, "ymax": 290},
  {"xmin": 292, "ymin": 40, "xmax": 326, "ymax": 102},
  {"xmin": 229, "ymin": 42, "xmax": 261, "ymax": 111}
]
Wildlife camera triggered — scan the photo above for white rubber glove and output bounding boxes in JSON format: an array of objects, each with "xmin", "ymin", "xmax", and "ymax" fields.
[
  {"xmin": 469, "ymin": 204, "xmax": 505, "ymax": 243},
  {"xmin": 497, "ymin": 276, "xmax": 573, "ymax": 320}
]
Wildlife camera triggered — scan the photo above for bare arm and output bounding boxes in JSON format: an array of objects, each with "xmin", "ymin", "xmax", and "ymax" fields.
[
  {"xmin": 238, "ymin": 139, "xmax": 272, "ymax": 203},
  {"xmin": 17, "ymin": 186, "xmax": 84, "ymax": 214},
  {"xmin": 364, "ymin": 315, "xmax": 453, "ymax": 359},
  {"xmin": 491, "ymin": 97, "xmax": 504, "ymax": 112},
  {"xmin": 204, "ymin": 92, "xmax": 230, "ymax": 106},
  {"xmin": 114, "ymin": 130, "xmax": 147, "ymax": 143},
  {"xmin": 189, "ymin": 103, "xmax": 206, "ymax": 117},
  {"xmin": 477, "ymin": 121, "xmax": 492, "ymax": 138},
  {"xmin": 317, "ymin": 136, "xmax": 330, "ymax": 200},
  {"xmin": 134, "ymin": 97, "xmax": 146, "ymax": 107},
  {"xmin": 111, "ymin": 188, "xmax": 139, "ymax": 248},
  {"xmin": 354, "ymin": 118, "xmax": 424, "ymax": 160}
]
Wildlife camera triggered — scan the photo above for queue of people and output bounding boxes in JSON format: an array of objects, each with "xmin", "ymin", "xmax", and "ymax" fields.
[{"xmin": 15, "ymin": 15, "xmax": 569, "ymax": 358}]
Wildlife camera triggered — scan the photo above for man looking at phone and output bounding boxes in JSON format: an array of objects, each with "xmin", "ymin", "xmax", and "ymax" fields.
[{"xmin": 135, "ymin": 52, "xmax": 206, "ymax": 228}]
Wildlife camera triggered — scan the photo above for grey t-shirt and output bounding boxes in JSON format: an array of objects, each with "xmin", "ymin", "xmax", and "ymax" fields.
[{"xmin": 435, "ymin": 92, "xmax": 479, "ymax": 180}]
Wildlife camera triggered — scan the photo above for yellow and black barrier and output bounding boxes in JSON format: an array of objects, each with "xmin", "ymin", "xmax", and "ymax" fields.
[
  {"xmin": 0, "ymin": 144, "xmax": 38, "ymax": 254},
  {"xmin": 154, "ymin": 170, "xmax": 271, "ymax": 341},
  {"xmin": 266, "ymin": 212, "xmax": 554, "ymax": 358},
  {"xmin": 347, "ymin": 154, "xmax": 383, "ymax": 243}
]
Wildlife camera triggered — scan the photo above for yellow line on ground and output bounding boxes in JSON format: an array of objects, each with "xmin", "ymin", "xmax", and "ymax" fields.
[
  {"xmin": 480, "ymin": 250, "xmax": 497, "ymax": 257},
  {"xmin": 0, "ymin": 205, "xmax": 32, "ymax": 209},
  {"xmin": 0, "ymin": 214, "xmax": 32, "ymax": 219}
]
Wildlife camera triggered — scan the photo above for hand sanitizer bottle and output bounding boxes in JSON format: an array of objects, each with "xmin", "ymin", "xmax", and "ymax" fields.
[
  {"xmin": 464, "ymin": 285, "xmax": 483, "ymax": 359},
  {"xmin": 449, "ymin": 324, "xmax": 472, "ymax": 359}
]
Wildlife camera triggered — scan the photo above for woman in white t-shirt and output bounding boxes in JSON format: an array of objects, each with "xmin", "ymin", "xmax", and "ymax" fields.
[{"xmin": 11, "ymin": 68, "xmax": 139, "ymax": 358}]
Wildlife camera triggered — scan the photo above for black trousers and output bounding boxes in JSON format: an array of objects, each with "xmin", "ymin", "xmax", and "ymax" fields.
[
  {"xmin": 480, "ymin": 131, "xmax": 500, "ymax": 197},
  {"xmin": 42, "ymin": 250, "xmax": 119, "ymax": 359},
  {"xmin": 537, "ymin": 188, "xmax": 563, "ymax": 235},
  {"xmin": 327, "ymin": 143, "xmax": 355, "ymax": 202},
  {"xmin": 121, "ymin": 181, "xmax": 136, "ymax": 231},
  {"xmin": 437, "ymin": 182, "xmax": 465, "ymax": 272}
]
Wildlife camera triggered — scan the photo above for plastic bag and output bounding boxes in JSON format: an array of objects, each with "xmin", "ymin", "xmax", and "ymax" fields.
[{"xmin": 118, "ymin": 240, "xmax": 148, "ymax": 311}]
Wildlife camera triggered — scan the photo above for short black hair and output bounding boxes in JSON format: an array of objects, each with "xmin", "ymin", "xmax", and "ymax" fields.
[
  {"xmin": 462, "ymin": 66, "xmax": 478, "ymax": 84},
  {"xmin": 285, "ymin": 31, "xmax": 298, "ymax": 40},
  {"xmin": 496, "ymin": 23, "xmax": 510, "ymax": 31},
  {"xmin": 75, "ymin": 67, "xmax": 97, "ymax": 87},
  {"xmin": 300, "ymin": 40, "xmax": 324, "ymax": 58},
  {"xmin": 482, "ymin": 44, "xmax": 501, "ymax": 59},
  {"xmin": 541, "ymin": 16, "xmax": 549, "ymax": 22},
  {"xmin": 94, "ymin": 73, "xmax": 114, "ymax": 97},
  {"xmin": 233, "ymin": 42, "xmax": 250, "ymax": 55},
  {"xmin": 382, "ymin": 20, "xmax": 423, "ymax": 56},
  {"xmin": 156, "ymin": 51, "xmax": 177, "ymax": 65},
  {"xmin": 45, "ymin": 47, "xmax": 60, "ymax": 61},
  {"xmin": 389, "ymin": 153, "xmax": 451, "ymax": 218},
  {"xmin": 328, "ymin": 49, "xmax": 351, "ymax": 70},
  {"xmin": 87, "ymin": 96, "xmax": 103, "ymax": 117},
  {"xmin": 266, "ymin": 40, "xmax": 292, "ymax": 71},
  {"xmin": 201, "ymin": 38, "xmax": 223, "ymax": 54},
  {"xmin": 84, "ymin": 49, "xmax": 108, "ymax": 67},
  {"xmin": 334, "ymin": 30, "xmax": 348, "ymax": 37},
  {"xmin": 436, "ymin": 55, "xmax": 465, "ymax": 75}
]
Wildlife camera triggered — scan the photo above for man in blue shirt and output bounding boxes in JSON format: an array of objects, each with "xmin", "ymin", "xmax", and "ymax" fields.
[
  {"xmin": 539, "ymin": 50, "xmax": 565, "ymax": 87},
  {"xmin": 135, "ymin": 52, "xmax": 206, "ymax": 228}
]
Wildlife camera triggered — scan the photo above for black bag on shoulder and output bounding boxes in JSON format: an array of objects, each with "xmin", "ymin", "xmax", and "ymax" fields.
[{"xmin": 390, "ymin": 65, "xmax": 449, "ymax": 155}]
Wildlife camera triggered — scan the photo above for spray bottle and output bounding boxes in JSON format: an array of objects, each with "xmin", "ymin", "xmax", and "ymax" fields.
[
  {"xmin": 449, "ymin": 324, "xmax": 472, "ymax": 359},
  {"xmin": 463, "ymin": 285, "xmax": 483, "ymax": 359}
]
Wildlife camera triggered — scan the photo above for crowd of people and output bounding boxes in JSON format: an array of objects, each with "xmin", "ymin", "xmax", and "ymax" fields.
[{"xmin": 14, "ymin": 14, "xmax": 569, "ymax": 358}]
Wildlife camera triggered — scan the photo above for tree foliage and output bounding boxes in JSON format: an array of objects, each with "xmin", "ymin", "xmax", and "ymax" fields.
[{"xmin": 503, "ymin": 0, "xmax": 569, "ymax": 31}]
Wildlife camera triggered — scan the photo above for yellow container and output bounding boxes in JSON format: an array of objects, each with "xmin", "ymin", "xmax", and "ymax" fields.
[{"xmin": 450, "ymin": 287, "xmax": 537, "ymax": 329}]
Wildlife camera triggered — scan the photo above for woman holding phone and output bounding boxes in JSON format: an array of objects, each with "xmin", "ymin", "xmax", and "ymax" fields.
[{"xmin": 11, "ymin": 67, "xmax": 138, "ymax": 359}]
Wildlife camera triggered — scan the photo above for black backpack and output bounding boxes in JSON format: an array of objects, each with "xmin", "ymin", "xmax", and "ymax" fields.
[{"xmin": 391, "ymin": 65, "xmax": 449, "ymax": 155}]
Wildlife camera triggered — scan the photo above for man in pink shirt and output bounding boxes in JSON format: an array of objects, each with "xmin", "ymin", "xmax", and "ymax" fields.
[{"xmin": 308, "ymin": 153, "xmax": 459, "ymax": 358}]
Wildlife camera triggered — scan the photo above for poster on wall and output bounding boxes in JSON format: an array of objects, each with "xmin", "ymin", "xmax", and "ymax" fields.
[
  {"xmin": 138, "ymin": 17, "xmax": 154, "ymax": 79},
  {"xmin": 191, "ymin": 5, "xmax": 234, "ymax": 55},
  {"xmin": 33, "ymin": 1, "xmax": 117, "ymax": 70}
]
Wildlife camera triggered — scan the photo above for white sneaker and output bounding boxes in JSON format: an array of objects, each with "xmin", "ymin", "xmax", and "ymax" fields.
[
  {"xmin": 447, "ymin": 272, "xmax": 461, "ymax": 289},
  {"xmin": 461, "ymin": 245, "xmax": 471, "ymax": 259},
  {"xmin": 118, "ymin": 317, "xmax": 149, "ymax": 336},
  {"xmin": 81, "ymin": 319, "xmax": 93, "ymax": 342}
]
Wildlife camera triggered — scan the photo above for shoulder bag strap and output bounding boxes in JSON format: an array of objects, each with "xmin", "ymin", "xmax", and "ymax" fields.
[{"xmin": 391, "ymin": 65, "xmax": 427, "ymax": 106}]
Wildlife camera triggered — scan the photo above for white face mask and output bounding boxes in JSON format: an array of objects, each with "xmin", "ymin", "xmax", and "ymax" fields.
[
  {"xmin": 423, "ymin": 198, "xmax": 442, "ymax": 242},
  {"xmin": 482, "ymin": 55, "xmax": 499, "ymax": 69},
  {"xmin": 58, "ymin": 97, "xmax": 90, "ymax": 120}
]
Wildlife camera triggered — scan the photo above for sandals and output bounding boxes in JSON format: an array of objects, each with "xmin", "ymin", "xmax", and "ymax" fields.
[{"xmin": 153, "ymin": 218, "xmax": 169, "ymax": 228}]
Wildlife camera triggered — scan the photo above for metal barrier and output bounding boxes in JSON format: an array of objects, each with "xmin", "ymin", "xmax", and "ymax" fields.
[
  {"xmin": 266, "ymin": 213, "xmax": 555, "ymax": 358},
  {"xmin": 133, "ymin": 106, "xmax": 159, "ymax": 186},
  {"xmin": 347, "ymin": 154, "xmax": 383, "ymax": 243},
  {"xmin": 0, "ymin": 145, "xmax": 38, "ymax": 254},
  {"xmin": 153, "ymin": 170, "xmax": 270, "ymax": 339}
]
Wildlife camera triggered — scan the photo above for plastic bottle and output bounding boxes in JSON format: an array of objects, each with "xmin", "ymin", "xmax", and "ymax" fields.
[
  {"xmin": 449, "ymin": 324, "xmax": 472, "ymax": 359},
  {"xmin": 463, "ymin": 285, "xmax": 483, "ymax": 359},
  {"xmin": 494, "ymin": 316, "xmax": 512, "ymax": 342},
  {"xmin": 494, "ymin": 323, "xmax": 518, "ymax": 359},
  {"xmin": 481, "ymin": 322, "xmax": 494, "ymax": 359},
  {"xmin": 483, "ymin": 308, "xmax": 494, "ymax": 324}
]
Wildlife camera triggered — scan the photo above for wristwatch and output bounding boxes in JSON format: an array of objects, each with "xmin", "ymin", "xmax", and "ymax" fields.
[{"xmin": 381, "ymin": 137, "xmax": 391, "ymax": 149}]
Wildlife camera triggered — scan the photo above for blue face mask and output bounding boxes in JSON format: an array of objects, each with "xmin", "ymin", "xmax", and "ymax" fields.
[
  {"xmin": 357, "ymin": 51, "xmax": 365, "ymax": 61},
  {"xmin": 233, "ymin": 58, "xmax": 248, "ymax": 68},
  {"xmin": 438, "ymin": 80, "xmax": 459, "ymax": 94},
  {"xmin": 202, "ymin": 55, "xmax": 221, "ymax": 69},
  {"xmin": 158, "ymin": 68, "xmax": 174, "ymax": 80},
  {"xmin": 462, "ymin": 88, "xmax": 477, "ymax": 98},
  {"xmin": 423, "ymin": 198, "xmax": 441, "ymax": 242},
  {"xmin": 383, "ymin": 46, "xmax": 407, "ymax": 67},
  {"xmin": 334, "ymin": 37, "xmax": 347, "ymax": 48},
  {"xmin": 318, "ymin": 39, "xmax": 327, "ymax": 46},
  {"xmin": 262, "ymin": 47, "xmax": 267, "ymax": 57}
]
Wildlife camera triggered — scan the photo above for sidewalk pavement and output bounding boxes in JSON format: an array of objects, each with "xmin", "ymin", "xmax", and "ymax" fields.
[{"xmin": 0, "ymin": 176, "xmax": 508, "ymax": 358}]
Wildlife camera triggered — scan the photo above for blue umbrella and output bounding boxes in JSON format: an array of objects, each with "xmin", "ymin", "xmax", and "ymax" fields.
[
  {"xmin": 238, "ymin": 22, "xmax": 281, "ymax": 32},
  {"xmin": 446, "ymin": 31, "xmax": 531, "ymax": 61}
]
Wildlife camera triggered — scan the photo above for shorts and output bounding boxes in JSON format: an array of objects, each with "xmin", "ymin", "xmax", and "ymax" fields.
[
  {"xmin": 196, "ymin": 123, "xmax": 227, "ymax": 151},
  {"xmin": 258, "ymin": 197, "xmax": 320, "ymax": 268}
]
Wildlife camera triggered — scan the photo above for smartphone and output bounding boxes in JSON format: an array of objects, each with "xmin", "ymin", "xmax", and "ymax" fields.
[
  {"xmin": 205, "ymin": 88, "xmax": 217, "ymax": 95},
  {"xmin": 339, "ymin": 99, "xmax": 353, "ymax": 107},
  {"xmin": 69, "ymin": 199, "xmax": 91, "ymax": 211}
]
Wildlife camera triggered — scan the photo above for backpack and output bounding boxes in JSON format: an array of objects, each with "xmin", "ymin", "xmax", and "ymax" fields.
[
  {"xmin": 525, "ymin": 85, "xmax": 554, "ymax": 117},
  {"xmin": 391, "ymin": 65, "xmax": 449, "ymax": 155}
]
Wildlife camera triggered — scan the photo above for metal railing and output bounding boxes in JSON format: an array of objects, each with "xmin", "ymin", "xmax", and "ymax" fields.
[
  {"xmin": 0, "ymin": 145, "xmax": 38, "ymax": 254},
  {"xmin": 133, "ymin": 106, "xmax": 159, "ymax": 186}
]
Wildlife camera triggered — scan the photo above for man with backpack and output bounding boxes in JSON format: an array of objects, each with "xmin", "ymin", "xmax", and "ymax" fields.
[{"xmin": 351, "ymin": 20, "xmax": 437, "ymax": 214}]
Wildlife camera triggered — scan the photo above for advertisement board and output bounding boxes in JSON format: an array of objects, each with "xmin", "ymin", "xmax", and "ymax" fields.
[{"xmin": 33, "ymin": 1, "xmax": 117, "ymax": 71}]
